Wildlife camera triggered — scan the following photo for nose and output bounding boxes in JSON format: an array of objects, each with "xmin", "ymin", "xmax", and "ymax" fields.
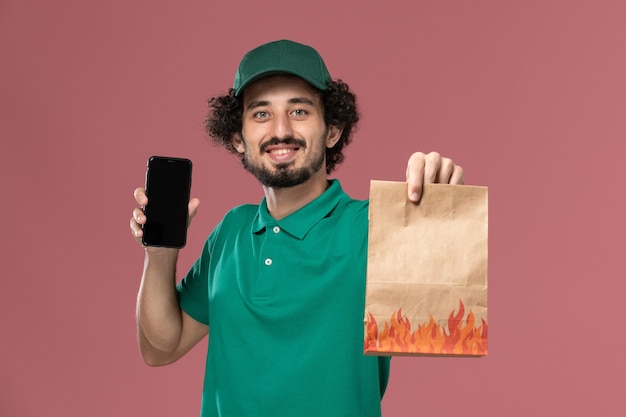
[{"xmin": 270, "ymin": 113, "xmax": 294, "ymax": 139}]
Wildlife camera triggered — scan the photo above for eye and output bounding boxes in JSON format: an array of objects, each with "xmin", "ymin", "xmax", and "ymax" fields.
[
  {"xmin": 291, "ymin": 109, "xmax": 308, "ymax": 117},
  {"xmin": 253, "ymin": 111, "xmax": 269, "ymax": 119}
]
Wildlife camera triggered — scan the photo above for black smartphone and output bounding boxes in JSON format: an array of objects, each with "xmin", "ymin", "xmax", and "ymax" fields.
[{"xmin": 141, "ymin": 156, "xmax": 192, "ymax": 248}]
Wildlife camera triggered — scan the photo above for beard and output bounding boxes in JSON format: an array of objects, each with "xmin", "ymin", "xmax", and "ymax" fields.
[{"xmin": 241, "ymin": 137, "xmax": 327, "ymax": 188}]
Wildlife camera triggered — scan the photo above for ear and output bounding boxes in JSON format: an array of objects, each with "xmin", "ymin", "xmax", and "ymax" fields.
[
  {"xmin": 231, "ymin": 132, "xmax": 245, "ymax": 153},
  {"xmin": 326, "ymin": 125, "xmax": 344, "ymax": 148}
]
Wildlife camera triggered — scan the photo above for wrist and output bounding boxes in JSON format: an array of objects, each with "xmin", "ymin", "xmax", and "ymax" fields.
[{"xmin": 143, "ymin": 247, "xmax": 179, "ymax": 271}]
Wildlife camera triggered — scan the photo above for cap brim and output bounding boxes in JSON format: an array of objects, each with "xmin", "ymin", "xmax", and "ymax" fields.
[{"xmin": 235, "ymin": 69, "xmax": 328, "ymax": 96}]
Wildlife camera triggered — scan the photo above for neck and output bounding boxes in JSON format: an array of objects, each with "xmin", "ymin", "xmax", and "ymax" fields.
[{"xmin": 263, "ymin": 171, "xmax": 329, "ymax": 220}]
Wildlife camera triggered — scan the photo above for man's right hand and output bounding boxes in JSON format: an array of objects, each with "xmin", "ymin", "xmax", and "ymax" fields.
[{"xmin": 129, "ymin": 187, "xmax": 201, "ymax": 249}]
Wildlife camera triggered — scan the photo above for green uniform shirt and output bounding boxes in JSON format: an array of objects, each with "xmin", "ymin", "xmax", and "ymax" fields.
[{"xmin": 177, "ymin": 180, "xmax": 390, "ymax": 417}]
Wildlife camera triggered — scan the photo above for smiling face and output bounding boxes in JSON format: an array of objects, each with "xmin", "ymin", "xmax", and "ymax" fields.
[{"xmin": 233, "ymin": 75, "xmax": 342, "ymax": 188}]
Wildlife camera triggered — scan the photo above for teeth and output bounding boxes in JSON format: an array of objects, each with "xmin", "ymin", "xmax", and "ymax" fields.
[{"xmin": 271, "ymin": 149, "xmax": 294, "ymax": 155}]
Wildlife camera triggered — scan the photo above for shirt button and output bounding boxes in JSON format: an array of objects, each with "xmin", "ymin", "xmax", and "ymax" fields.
[
  {"xmin": 264, "ymin": 258, "xmax": 273, "ymax": 266},
  {"xmin": 272, "ymin": 226, "xmax": 281, "ymax": 233}
]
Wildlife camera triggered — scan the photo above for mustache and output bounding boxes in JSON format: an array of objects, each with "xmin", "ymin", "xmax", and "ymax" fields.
[{"xmin": 260, "ymin": 137, "xmax": 307, "ymax": 153}]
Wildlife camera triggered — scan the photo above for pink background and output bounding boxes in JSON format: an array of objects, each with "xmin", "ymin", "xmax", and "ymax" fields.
[{"xmin": 1, "ymin": 1, "xmax": 624, "ymax": 416}]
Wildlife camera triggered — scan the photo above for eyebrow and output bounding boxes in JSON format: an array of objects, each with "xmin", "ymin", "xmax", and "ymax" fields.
[{"xmin": 246, "ymin": 97, "xmax": 315, "ymax": 111}]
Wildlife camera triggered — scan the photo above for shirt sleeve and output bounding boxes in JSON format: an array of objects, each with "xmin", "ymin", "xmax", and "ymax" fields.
[
  {"xmin": 176, "ymin": 250, "xmax": 210, "ymax": 325},
  {"xmin": 350, "ymin": 199, "xmax": 370, "ymax": 279},
  {"xmin": 176, "ymin": 221, "xmax": 222, "ymax": 326},
  {"xmin": 378, "ymin": 356, "xmax": 391, "ymax": 398}
]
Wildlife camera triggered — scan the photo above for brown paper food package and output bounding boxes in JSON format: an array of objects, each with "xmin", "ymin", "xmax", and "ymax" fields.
[{"xmin": 364, "ymin": 181, "xmax": 488, "ymax": 356}]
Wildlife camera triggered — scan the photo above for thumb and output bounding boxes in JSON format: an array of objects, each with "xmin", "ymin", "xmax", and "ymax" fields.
[{"xmin": 188, "ymin": 198, "xmax": 201, "ymax": 226}]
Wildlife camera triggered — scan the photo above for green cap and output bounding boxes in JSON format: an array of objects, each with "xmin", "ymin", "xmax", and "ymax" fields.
[{"xmin": 233, "ymin": 39, "xmax": 331, "ymax": 96}]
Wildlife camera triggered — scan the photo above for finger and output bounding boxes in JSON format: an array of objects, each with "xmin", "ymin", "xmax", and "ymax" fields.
[
  {"xmin": 134, "ymin": 187, "xmax": 147, "ymax": 206},
  {"xmin": 133, "ymin": 207, "xmax": 146, "ymax": 225},
  {"xmin": 450, "ymin": 165, "xmax": 465, "ymax": 185},
  {"xmin": 131, "ymin": 187, "xmax": 147, "ymax": 245},
  {"xmin": 437, "ymin": 157, "xmax": 455, "ymax": 184},
  {"xmin": 406, "ymin": 152, "xmax": 426, "ymax": 202},
  {"xmin": 423, "ymin": 152, "xmax": 442, "ymax": 184},
  {"xmin": 130, "ymin": 215, "xmax": 144, "ymax": 241}
]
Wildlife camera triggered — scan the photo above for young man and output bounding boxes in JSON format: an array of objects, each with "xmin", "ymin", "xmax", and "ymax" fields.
[{"xmin": 130, "ymin": 40, "xmax": 464, "ymax": 417}]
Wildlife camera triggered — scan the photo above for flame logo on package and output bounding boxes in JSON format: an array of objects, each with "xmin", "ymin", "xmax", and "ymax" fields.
[{"xmin": 364, "ymin": 300, "xmax": 487, "ymax": 356}]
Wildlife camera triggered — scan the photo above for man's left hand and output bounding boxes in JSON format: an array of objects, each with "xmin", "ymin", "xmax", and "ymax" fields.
[{"xmin": 405, "ymin": 151, "xmax": 464, "ymax": 202}]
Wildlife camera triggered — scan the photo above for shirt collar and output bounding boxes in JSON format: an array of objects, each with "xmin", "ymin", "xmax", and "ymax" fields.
[{"xmin": 252, "ymin": 180, "xmax": 347, "ymax": 239}]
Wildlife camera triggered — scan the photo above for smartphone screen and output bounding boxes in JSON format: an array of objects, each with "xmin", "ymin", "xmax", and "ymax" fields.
[{"xmin": 141, "ymin": 156, "xmax": 192, "ymax": 248}]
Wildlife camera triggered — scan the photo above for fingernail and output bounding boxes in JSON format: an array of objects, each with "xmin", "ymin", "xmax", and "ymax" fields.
[{"xmin": 410, "ymin": 192, "xmax": 419, "ymax": 201}]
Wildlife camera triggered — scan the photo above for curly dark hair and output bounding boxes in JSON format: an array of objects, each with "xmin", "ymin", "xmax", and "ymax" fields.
[{"xmin": 204, "ymin": 79, "xmax": 360, "ymax": 174}]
